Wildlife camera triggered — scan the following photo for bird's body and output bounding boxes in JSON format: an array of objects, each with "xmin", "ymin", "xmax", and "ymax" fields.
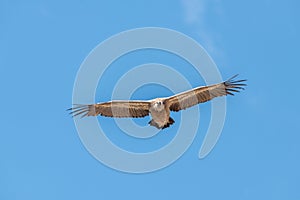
[
  {"xmin": 148, "ymin": 98, "xmax": 173, "ymax": 129},
  {"xmin": 69, "ymin": 75, "xmax": 246, "ymax": 129}
]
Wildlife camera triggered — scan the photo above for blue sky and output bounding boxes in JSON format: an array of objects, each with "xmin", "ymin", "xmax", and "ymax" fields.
[{"xmin": 1, "ymin": 0, "xmax": 300, "ymax": 199}]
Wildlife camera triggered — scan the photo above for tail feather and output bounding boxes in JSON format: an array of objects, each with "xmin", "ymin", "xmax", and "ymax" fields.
[
  {"xmin": 148, "ymin": 117, "xmax": 175, "ymax": 129},
  {"xmin": 162, "ymin": 117, "xmax": 175, "ymax": 129}
]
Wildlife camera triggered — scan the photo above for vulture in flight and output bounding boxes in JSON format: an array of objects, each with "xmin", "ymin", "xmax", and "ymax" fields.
[{"xmin": 68, "ymin": 74, "xmax": 246, "ymax": 129}]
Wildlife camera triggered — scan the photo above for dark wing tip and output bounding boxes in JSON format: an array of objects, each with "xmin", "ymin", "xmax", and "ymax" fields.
[
  {"xmin": 224, "ymin": 74, "xmax": 247, "ymax": 95},
  {"xmin": 67, "ymin": 104, "xmax": 91, "ymax": 118}
]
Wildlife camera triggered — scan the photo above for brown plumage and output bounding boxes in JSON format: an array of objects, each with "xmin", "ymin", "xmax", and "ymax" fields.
[{"xmin": 68, "ymin": 74, "xmax": 246, "ymax": 129}]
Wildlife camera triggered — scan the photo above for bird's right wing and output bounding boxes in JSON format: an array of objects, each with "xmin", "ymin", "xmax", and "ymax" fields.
[
  {"xmin": 165, "ymin": 75, "xmax": 246, "ymax": 112},
  {"xmin": 68, "ymin": 101, "xmax": 151, "ymax": 118}
]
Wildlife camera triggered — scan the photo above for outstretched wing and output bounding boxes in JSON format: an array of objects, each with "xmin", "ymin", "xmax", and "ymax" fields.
[
  {"xmin": 68, "ymin": 101, "xmax": 151, "ymax": 118},
  {"xmin": 165, "ymin": 74, "xmax": 247, "ymax": 112}
]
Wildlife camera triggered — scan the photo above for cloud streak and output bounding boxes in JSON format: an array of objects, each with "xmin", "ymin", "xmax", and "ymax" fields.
[
  {"xmin": 181, "ymin": 0, "xmax": 205, "ymax": 25},
  {"xmin": 181, "ymin": 0, "xmax": 223, "ymax": 58}
]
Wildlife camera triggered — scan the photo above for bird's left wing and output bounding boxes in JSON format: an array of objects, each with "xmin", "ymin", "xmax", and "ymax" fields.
[
  {"xmin": 165, "ymin": 75, "xmax": 247, "ymax": 112},
  {"xmin": 68, "ymin": 100, "xmax": 151, "ymax": 118}
]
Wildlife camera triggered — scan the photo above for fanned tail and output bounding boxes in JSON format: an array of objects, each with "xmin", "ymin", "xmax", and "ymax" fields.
[{"xmin": 148, "ymin": 117, "xmax": 175, "ymax": 129}]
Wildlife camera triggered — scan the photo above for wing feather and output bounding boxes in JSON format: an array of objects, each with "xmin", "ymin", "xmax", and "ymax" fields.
[
  {"xmin": 68, "ymin": 101, "xmax": 151, "ymax": 118},
  {"xmin": 165, "ymin": 75, "xmax": 247, "ymax": 112}
]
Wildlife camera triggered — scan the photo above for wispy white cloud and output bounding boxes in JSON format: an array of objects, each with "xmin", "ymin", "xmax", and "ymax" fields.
[
  {"xmin": 181, "ymin": 0, "xmax": 224, "ymax": 60},
  {"xmin": 181, "ymin": 0, "xmax": 205, "ymax": 25}
]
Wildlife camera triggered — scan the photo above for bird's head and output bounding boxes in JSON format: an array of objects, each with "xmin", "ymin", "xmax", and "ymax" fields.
[{"xmin": 153, "ymin": 99, "xmax": 165, "ymax": 111}]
